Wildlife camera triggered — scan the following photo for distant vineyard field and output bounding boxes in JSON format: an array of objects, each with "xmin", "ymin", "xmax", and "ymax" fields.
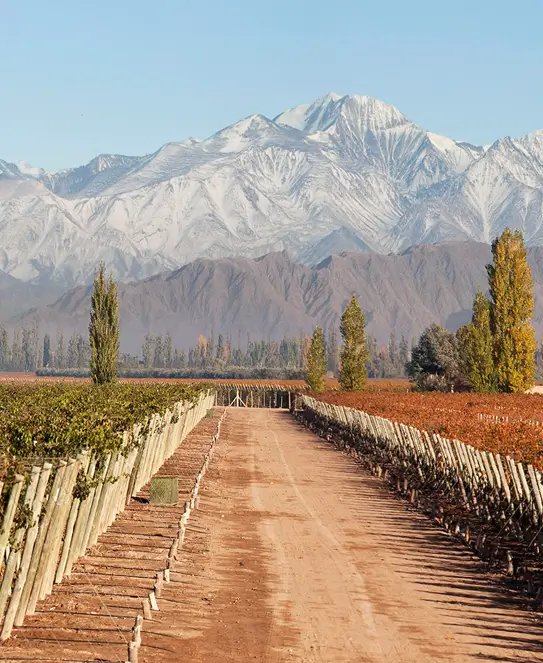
[
  {"xmin": 317, "ymin": 392, "xmax": 543, "ymax": 465},
  {"xmin": 0, "ymin": 373, "xmax": 411, "ymax": 392}
]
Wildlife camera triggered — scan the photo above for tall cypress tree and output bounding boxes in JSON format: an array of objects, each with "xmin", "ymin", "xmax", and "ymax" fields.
[
  {"xmin": 339, "ymin": 295, "xmax": 368, "ymax": 391},
  {"xmin": 306, "ymin": 325, "xmax": 327, "ymax": 392},
  {"xmin": 487, "ymin": 228, "xmax": 536, "ymax": 393},
  {"xmin": 89, "ymin": 263, "xmax": 119, "ymax": 384}
]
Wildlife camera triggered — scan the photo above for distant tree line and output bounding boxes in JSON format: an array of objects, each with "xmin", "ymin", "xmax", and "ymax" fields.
[
  {"xmin": 5, "ymin": 320, "xmax": 410, "ymax": 381},
  {"xmin": 0, "ymin": 326, "xmax": 91, "ymax": 372}
]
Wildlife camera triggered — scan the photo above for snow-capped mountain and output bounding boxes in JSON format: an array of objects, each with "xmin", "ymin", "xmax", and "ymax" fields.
[{"xmin": 2, "ymin": 93, "xmax": 543, "ymax": 287}]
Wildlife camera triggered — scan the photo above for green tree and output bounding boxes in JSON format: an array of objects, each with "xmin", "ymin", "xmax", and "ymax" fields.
[
  {"xmin": 77, "ymin": 334, "xmax": 90, "ymax": 368},
  {"xmin": 43, "ymin": 333, "xmax": 51, "ymax": 368},
  {"xmin": 459, "ymin": 290, "xmax": 496, "ymax": 392},
  {"xmin": 305, "ymin": 325, "xmax": 327, "ymax": 392},
  {"xmin": 389, "ymin": 330, "xmax": 398, "ymax": 366},
  {"xmin": 326, "ymin": 327, "xmax": 339, "ymax": 375},
  {"xmin": 216, "ymin": 333, "xmax": 225, "ymax": 362},
  {"xmin": 142, "ymin": 333, "xmax": 153, "ymax": 368},
  {"xmin": 56, "ymin": 331, "xmax": 66, "ymax": 369},
  {"xmin": 0, "ymin": 326, "xmax": 9, "ymax": 370},
  {"xmin": 399, "ymin": 335, "xmax": 409, "ymax": 373},
  {"xmin": 11, "ymin": 329, "xmax": 23, "ymax": 371},
  {"xmin": 407, "ymin": 324, "xmax": 459, "ymax": 391},
  {"xmin": 67, "ymin": 330, "xmax": 79, "ymax": 368},
  {"xmin": 163, "ymin": 332, "xmax": 173, "ymax": 368},
  {"xmin": 89, "ymin": 263, "xmax": 120, "ymax": 384},
  {"xmin": 487, "ymin": 228, "xmax": 536, "ymax": 392},
  {"xmin": 339, "ymin": 295, "xmax": 368, "ymax": 391},
  {"xmin": 153, "ymin": 334, "xmax": 164, "ymax": 368}
]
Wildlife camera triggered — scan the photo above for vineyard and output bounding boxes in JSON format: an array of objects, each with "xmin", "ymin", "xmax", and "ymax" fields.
[
  {"xmin": 0, "ymin": 381, "xmax": 542, "ymax": 659},
  {"xmin": 318, "ymin": 392, "xmax": 543, "ymax": 465},
  {"xmin": 0, "ymin": 383, "xmax": 214, "ymax": 643}
]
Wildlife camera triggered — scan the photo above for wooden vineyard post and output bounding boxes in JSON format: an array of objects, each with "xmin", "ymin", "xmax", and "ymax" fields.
[
  {"xmin": 87, "ymin": 452, "xmax": 118, "ymax": 549},
  {"xmin": 0, "ymin": 475, "xmax": 25, "ymax": 565},
  {"xmin": 528, "ymin": 465, "xmax": 543, "ymax": 518},
  {"xmin": 1, "ymin": 463, "xmax": 53, "ymax": 639},
  {"xmin": 64, "ymin": 457, "xmax": 97, "ymax": 577},
  {"xmin": 0, "ymin": 466, "xmax": 42, "ymax": 622},
  {"xmin": 16, "ymin": 462, "xmax": 68, "ymax": 620},
  {"xmin": 36, "ymin": 458, "xmax": 80, "ymax": 603},
  {"xmin": 54, "ymin": 453, "xmax": 90, "ymax": 584}
]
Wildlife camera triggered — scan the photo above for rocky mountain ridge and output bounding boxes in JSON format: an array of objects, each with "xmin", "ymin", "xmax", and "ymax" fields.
[
  {"xmin": 13, "ymin": 241, "xmax": 543, "ymax": 354},
  {"xmin": 2, "ymin": 94, "xmax": 543, "ymax": 287}
]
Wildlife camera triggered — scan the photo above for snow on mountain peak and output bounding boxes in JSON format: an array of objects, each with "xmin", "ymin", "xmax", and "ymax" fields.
[
  {"xmin": 202, "ymin": 113, "xmax": 299, "ymax": 153},
  {"xmin": 338, "ymin": 94, "xmax": 407, "ymax": 127},
  {"xmin": 275, "ymin": 93, "xmax": 408, "ymax": 138},
  {"xmin": 17, "ymin": 160, "xmax": 44, "ymax": 177},
  {"xmin": 274, "ymin": 92, "xmax": 343, "ymax": 132},
  {"xmin": 2, "ymin": 91, "xmax": 543, "ymax": 287},
  {"xmin": 427, "ymin": 132, "xmax": 458, "ymax": 152}
]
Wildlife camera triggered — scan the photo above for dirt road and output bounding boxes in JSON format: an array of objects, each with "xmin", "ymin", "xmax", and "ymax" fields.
[{"xmin": 141, "ymin": 409, "xmax": 543, "ymax": 663}]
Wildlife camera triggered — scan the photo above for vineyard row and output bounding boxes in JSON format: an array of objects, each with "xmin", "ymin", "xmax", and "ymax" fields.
[
  {"xmin": 0, "ymin": 389, "xmax": 214, "ymax": 640},
  {"xmin": 300, "ymin": 396, "xmax": 543, "ymax": 602}
]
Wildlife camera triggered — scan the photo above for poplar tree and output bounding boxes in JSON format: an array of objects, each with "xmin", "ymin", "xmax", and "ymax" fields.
[
  {"xmin": 305, "ymin": 325, "xmax": 327, "ymax": 392},
  {"xmin": 153, "ymin": 334, "xmax": 164, "ymax": 368},
  {"xmin": 487, "ymin": 229, "xmax": 536, "ymax": 393},
  {"xmin": 89, "ymin": 263, "xmax": 119, "ymax": 384},
  {"xmin": 42, "ymin": 333, "xmax": 51, "ymax": 368},
  {"xmin": 56, "ymin": 331, "xmax": 66, "ymax": 369},
  {"xmin": 142, "ymin": 333, "xmax": 153, "ymax": 368},
  {"xmin": 459, "ymin": 290, "xmax": 496, "ymax": 392},
  {"xmin": 339, "ymin": 295, "xmax": 368, "ymax": 391},
  {"xmin": 163, "ymin": 332, "xmax": 173, "ymax": 368},
  {"xmin": 326, "ymin": 327, "xmax": 339, "ymax": 375}
]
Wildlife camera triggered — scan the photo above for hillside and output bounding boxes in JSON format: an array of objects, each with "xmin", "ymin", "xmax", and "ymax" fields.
[{"xmin": 10, "ymin": 242, "xmax": 511, "ymax": 352}]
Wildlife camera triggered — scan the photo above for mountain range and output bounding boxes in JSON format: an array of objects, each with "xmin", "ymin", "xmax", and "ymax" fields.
[
  {"xmin": 10, "ymin": 241, "xmax": 543, "ymax": 354},
  {"xmin": 2, "ymin": 93, "xmax": 543, "ymax": 288}
]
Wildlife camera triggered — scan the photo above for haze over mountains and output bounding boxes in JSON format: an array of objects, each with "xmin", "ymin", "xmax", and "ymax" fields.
[
  {"xmin": 2, "ymin": 93, "xmax": 543, "ymax": 289},
  {"xmin": 10, "ymin": 242, "xmax": 543, "ymax": 354}
]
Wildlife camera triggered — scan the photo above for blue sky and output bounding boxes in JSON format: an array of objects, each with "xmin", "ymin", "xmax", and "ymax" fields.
[{"xmin": 1, "ymin": 0, "xmax": 542, "ymax": 171}]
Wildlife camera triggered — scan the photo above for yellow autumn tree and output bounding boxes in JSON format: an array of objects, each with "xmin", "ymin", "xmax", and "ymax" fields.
[
  {"xmin": 487, "ymin": 228, "xmax": 536, "ymax": 393},
  {"xmin": 459, "ymin": 290, "xmax": 496, "ymax": 392}
]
